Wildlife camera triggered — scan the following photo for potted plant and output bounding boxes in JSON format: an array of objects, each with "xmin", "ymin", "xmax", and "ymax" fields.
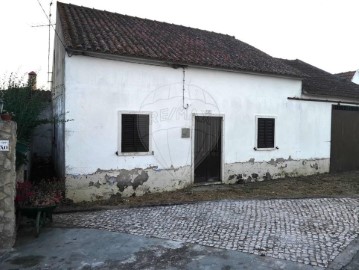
[
  {"xmin": 1, "ymin": 110, "xmax": 14, "ymax": 121},
  {"xmin": 15, "ymin": 179, "xmax": 64, "ymax": 236},
  {"xmin": 16, "ymin": 179, "xmax": 64, "ymax": 207}
]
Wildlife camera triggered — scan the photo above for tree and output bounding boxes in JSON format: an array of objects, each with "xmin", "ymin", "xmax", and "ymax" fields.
[{"xmin": 1, "ymin": 74, "xmax": 50, "ymax": 169}]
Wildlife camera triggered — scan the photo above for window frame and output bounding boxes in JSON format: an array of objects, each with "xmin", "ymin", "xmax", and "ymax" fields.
[
  {"xmin": 255, "ymin": 115, "xmax": 277, "ymax": 151},
  {"xmin": 118, "ymin": 111, "xmax": 152, "ymax": 156}
]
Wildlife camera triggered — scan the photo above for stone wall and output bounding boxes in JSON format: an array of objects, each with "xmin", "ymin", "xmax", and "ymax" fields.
[{"xmin": 0, "ymin": 121, "xmax": 17, "ymax": 250}]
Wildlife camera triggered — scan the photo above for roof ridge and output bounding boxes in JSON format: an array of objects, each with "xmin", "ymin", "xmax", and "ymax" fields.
[
  {"xmin": 56, "ymin": 2, "xmax": 302, "ymax": 77},
  {"xmin": 274, "ymin": 58, "xmax": 308, "ymax": 77},
  {"xmin": 334, "ymin": 71, "xmax": 356, "ymax": 75},
  {"xmin": 292, "ymin": 59, "xmax": 333, "ymax": 76},
  {"xmin": 57, "ymin": 1, "xmax": 237, "ymax": 40}
]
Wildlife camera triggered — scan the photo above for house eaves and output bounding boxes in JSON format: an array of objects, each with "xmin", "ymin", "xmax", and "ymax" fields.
[{"xmin": 57, "ymin": 2, "xmax": 303, "ymax": 80}]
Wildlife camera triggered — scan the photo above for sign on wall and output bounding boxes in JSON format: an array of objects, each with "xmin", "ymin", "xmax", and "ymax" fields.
[
  {"xmin": 181, "ymin": 128, "xmax": 191, "ymax": 138},
  {"xmin": 0, "ymin": 140, "xmax": 9, "ymax": 151}
]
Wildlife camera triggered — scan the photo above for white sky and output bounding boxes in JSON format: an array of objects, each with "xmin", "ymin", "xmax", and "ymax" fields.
[{"xmin": 0, "ymin": 0, "xmax": 358, "ymax": 89}]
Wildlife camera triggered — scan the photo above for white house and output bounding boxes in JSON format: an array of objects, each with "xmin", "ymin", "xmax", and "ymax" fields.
[{"xmin": 53, "ymin": 2, "xmax": 359, "ymax": 202}]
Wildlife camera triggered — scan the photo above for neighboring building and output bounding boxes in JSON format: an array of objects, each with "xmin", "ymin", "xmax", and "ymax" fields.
[
  {"xmin": 282, "ymin": 60, "xmax": 359, "ymax": 100},
  {"xmin": 335, "ymin": 70, "xmax": 359, "ymax": 85},
  {"xmin": 279, "ymin": 59, "xmax": 359, "ymax": 175},
  {"xmin": 53, "ymin": 2, "xmax": 359, "ymax": 202},
  {"xmin": 26, "ymin": 72, "xmax": 53, "ymax": 179}
]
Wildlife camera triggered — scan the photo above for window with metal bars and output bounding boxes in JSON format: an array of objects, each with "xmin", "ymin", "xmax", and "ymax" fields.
[
  {"xmin": 257, "ymin": 117, "xmax": 275, "ymax": 149},
  {"xmin": 121, "ymin": 114, "xmax": 150, "ymax": 153}
]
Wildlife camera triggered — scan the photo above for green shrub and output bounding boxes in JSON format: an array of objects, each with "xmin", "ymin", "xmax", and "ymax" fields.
[{"xmin": 1, "ymin": 74, "xmax": 50, "ymax": 169}]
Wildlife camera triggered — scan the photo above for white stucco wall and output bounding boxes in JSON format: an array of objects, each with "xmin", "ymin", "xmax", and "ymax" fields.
[{"xmin": 61, "ymin": 55, "xmax": 334, "ymax": 201}]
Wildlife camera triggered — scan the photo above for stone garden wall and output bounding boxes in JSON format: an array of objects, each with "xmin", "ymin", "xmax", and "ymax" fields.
[{"xmin": 0, "ymin": 121, "xmax": 17, "ymax": 250}]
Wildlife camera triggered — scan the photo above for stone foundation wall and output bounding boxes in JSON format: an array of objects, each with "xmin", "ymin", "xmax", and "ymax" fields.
[{"xmin": 0, "ymin": 121, "xmax": 17, "ymax": 250}]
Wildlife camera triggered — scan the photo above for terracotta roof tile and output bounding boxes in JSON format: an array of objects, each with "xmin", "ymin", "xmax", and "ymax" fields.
[
  {"xmin": 279, "ymin": 59, "xmax": 359, "ymax": 100},
  {"xmin": 57, "ymin": 2, "xmax": 301, "ymax": 77},
  {"xmin": 334, "ymin": 71, "xmax": 355, "ymax": 81}
]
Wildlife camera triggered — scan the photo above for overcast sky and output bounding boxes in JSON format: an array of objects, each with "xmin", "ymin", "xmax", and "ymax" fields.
[{"xmin": 0, "ymin": 0, "xmax": 358, "ymax": 89}]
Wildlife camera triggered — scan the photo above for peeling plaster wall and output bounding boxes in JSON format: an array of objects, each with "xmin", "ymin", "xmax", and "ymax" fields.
[
  {"xmin": 62, "ymin": 55, "xmax": 334, "ymax": 202},
  {"xmin": 66, "ymin": 166, "xmax": 191, "ymax": 202},
  {"xmin": 224, "ymin": 158, "xmax": 329, "ymax": 184},
  {"xmin": 66, "ymin": 158, "xmax": 329, "ymax": 202}
]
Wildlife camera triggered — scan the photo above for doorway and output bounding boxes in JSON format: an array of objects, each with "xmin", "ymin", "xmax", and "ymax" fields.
[
  {"xmin": 330, "ymin": 105, "xmax": 359, "ymax": 172},
  {"xmin": 194, "ymin": 116, "xmax": 222, "ymax": 183}
]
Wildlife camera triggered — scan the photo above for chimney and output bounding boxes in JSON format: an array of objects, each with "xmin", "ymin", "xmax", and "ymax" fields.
[{"xmin": 28, "ymin": 71, "xmax": 37, "ymax": 90}]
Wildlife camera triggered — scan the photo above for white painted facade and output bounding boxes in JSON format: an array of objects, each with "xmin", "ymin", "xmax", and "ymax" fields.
[{"xmin": 52, "ymin": 49, "xmax": 339, "ymax": 202}]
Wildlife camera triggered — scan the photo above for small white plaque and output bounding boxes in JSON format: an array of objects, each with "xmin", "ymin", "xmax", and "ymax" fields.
[{"xmin": 0, "ymin": 140, "xmax": 9, "ymax": 151}]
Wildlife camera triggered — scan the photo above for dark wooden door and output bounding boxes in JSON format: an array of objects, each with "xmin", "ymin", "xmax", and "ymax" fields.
[
  {"xmin": 194, "ymin": 116, "xmax": 222, "ymax": 183},
  {"xmin": 330, "ymin": 105, "xmax": 359, "ymax": 173}
]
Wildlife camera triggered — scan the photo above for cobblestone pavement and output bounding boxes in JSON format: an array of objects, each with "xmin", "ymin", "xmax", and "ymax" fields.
[{"xmin": 54, "ymin": 198, "xmax": 359, "ymax": 268}]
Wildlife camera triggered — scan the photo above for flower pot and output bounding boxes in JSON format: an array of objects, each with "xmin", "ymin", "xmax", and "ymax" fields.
[{"xmin": 1, "ymin": 113, "xmax": 12, "ymax": 121}]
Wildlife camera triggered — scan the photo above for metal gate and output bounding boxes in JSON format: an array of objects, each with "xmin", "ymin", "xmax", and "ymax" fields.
[
  {"xmin": 194, "ymin": 116, "xmax": 222, "ymax": 183},
  {"xmin": 330, "ymin": 105, "xmax": 359, "ymax": 172}
]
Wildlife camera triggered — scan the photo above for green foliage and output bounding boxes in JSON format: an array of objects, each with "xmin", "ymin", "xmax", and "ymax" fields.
[
  {"xmin": 1, "ymin": 74, "xmax": 51, "ymax": 169},
  {"xmin": 1, "ymin": 76, "xmax": 48, "ymax": 143}
]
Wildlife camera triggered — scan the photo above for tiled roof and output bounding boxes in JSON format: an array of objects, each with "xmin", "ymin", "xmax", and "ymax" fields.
[
  {"xmin": 334, "ymin": 71, "xmax": 355, "ymax": 81},
  {"xmin": 57, "ymin": 2, "xmax": 301, "ymax": 77},
  {"xmin": 279, "ymin": 59, "xmax": 359, "ymax": 100}
]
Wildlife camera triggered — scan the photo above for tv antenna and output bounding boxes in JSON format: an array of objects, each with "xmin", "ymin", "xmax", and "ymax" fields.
[{"xmin": 33, "ymin": 0, "xmax": 54, "ymax": 87}]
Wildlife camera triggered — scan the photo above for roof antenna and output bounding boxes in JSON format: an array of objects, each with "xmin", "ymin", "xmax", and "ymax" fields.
[
  {"xmin": 47, "ymin": 1, "xmax": 53, "ymax": 86},
  {"xmin": 182, "ymin": 67, "xmax": 189, "ymax": 110},
  {"xmin": 33, "ymin": 0, "xmax": 54, "ymax": 89}
]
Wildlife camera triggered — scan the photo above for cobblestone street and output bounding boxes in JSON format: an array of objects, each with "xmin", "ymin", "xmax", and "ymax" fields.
[{"xmin": 54, "ymin": 198, "xmax": 359, "ymax": 268}]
